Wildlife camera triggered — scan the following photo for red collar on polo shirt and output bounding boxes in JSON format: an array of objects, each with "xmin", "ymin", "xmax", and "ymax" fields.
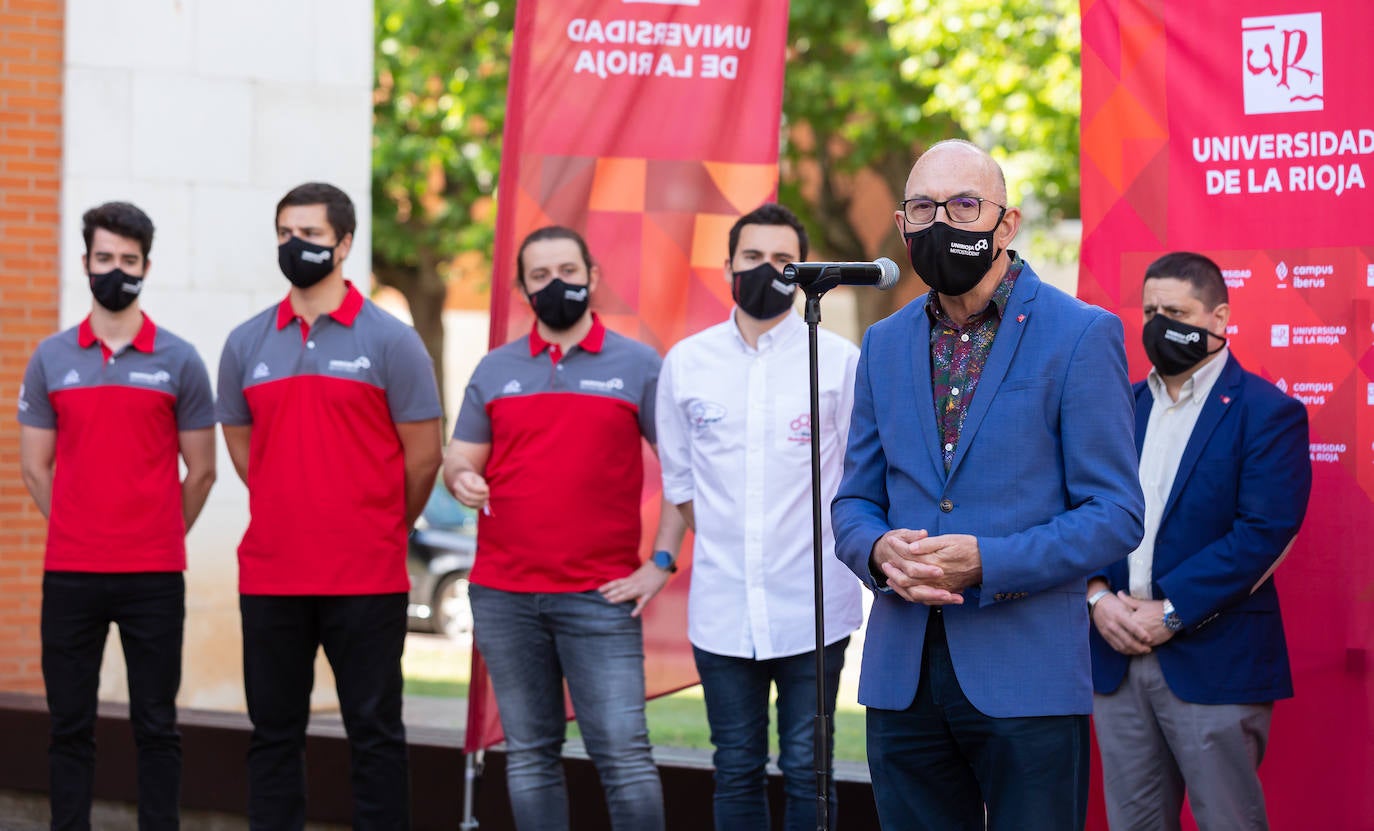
[
  {"xmin": 78, "ymin": 312, "xmax": 157, "ymax": 361},
  {"xmin": 529, "ymin": 312, "xmax": 606, "ymax": 364},
  {"xmin": 275, "ymin": 281, "xmax": 366, "ymax": 337}
]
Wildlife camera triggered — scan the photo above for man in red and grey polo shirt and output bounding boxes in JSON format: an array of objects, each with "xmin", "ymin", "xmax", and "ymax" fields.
[
  {"xmin": 217, "ymin": 183, "xmax": 443, "ymax": 830},
  {"xmin": 445, "ymin": 226, "xmax": 683, "ymax": 831},
  {"xmin": 18, "ymin": 201, "xmax": 217, "ymax": 830}
]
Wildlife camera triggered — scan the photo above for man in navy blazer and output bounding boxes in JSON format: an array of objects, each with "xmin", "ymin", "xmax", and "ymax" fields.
[
  {"xmin": 831, "ymin": 139, "xmax": 1145, "ymax": 831},
  {"xmin": 1088, "ymin": 252, "xmax": 1311, "ymax": 831}
]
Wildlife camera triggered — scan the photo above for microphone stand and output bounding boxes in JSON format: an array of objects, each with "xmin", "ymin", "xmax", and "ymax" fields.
[{"xmin": 801, "ymin": 267, "xmax": 845, "ymax": 831}]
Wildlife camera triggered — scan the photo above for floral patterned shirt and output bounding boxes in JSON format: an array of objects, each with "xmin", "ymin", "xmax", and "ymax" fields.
[{"xmin": 927, "ymin": 254, "xmax": 1024, "ymax": 471}]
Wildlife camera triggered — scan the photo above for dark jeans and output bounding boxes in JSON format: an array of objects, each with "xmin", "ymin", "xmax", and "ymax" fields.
[
  {"xmin": 866, "ymin": 611, "xmax": 1090, "ymax": 831},
  {"xmin": 693, "ymin": 638, "xmax": 848, "ymax": 831},
  {"xmin": 240, "ymin": 593, "xmax": 409, "ymax": 831},
  {"xmin": 42, "ymin": 571, "xmax": 185, "ymax": 831},
  {"xmin": 469, "ymin": 585, "xmax": 664, "ymax": 831}
]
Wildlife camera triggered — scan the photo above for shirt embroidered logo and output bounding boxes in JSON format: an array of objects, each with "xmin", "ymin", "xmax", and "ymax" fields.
[
  {"xmin": 128, "ymin": 370, "xmax": 171, "ymax": 386},
  {"xmin": 502, "ymin": 379, "xmax": 522, "ymax": 394},
  {"xmin": 688, "ymin": 400, "xmax": 726, "ymax": 428},
  {"xmin": 253, "ymin": 362, "xmax": 271, "ymax": 379},
  {"xmin": 62, "ymin": 370, "xmax": 80, "ymax": 386},
  {"xmin": 579, "ymin": 377, "xmax": 624, "ymax": 391},
  {"xmin": 787, "ymin": 413, "xmax": 812, "ymax": 444},
  {"xmin": 327, "ymin": 356, "xmax": 371, "ymax": 373}
]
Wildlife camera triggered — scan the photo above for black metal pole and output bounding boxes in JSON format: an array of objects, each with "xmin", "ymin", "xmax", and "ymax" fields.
[{"xmin": 803, "ymin": 287, "xmax": 829, "ymax": 831}]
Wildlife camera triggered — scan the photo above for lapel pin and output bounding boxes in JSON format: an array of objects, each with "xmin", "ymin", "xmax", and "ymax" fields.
[
  {"xmin": 1016, "ymin": 314, "xmax": 1026, "ymax": 323},
  {"xmin": 1221, "ymin": 395, "xmax": 1231, "ymax": 404}
]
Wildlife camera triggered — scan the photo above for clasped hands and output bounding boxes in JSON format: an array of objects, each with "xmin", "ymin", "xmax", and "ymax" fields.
[
  {"xmin": 872, "ymin": 529, "xmax": 982, "ymax": 606},
  {"xmin": 1090, "ymin": 589, "xmax": 1176, "ymax": 655}
]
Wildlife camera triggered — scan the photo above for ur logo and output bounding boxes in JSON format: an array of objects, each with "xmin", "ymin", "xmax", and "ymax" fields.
[
  {"xmin": 1271, "ymin": 324, "xmax": 1290, "ymax": 348},
  {"xmin": 1275, "ymin": 261, "xmax": 1289, "ymax": 287},
  {"xmin": 1275, "ymin": 377, "xmax": 1289, "ymax": 394},
  {"xmin": 1242, "ymin": 13, "xmax": 1323, "ymax": 115}
]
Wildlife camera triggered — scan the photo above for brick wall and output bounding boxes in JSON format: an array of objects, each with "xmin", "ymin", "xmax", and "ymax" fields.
[{"xmin": 0, "ymin": 0, "xmax": 64, "ymax": 693}]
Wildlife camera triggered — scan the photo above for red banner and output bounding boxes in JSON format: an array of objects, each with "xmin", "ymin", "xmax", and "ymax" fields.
[
  {"xmin": 467, "ymin": 0, "xmax": 791, "ymax": 753},
  {"xmin": 1081, "ymin": 0, "xmax": 1374, "ymax": 826}
]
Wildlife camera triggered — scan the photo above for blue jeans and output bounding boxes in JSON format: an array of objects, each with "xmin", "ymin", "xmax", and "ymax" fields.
[
  {"xmin": 866, "ymin": 611, "xmax": 1089, "ymax": 831},
  {"xmin": 469, "ymin": 585, "xmax": 663, "ymax": 831},
  {"xmin": 692, "ymin": 638, "xmax": 848, "ymax": 831},
  {"xmin": 42, "ymin": 571, "xmax": 185, "ymax": 831}
]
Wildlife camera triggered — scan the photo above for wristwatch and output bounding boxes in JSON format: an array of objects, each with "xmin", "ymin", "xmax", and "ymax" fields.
[
  {"xmin": 650, "ymin": 549, "xmax": 678, "ymax": 574},
  {"xmin": 1162, "ymin": 599, "xmax": 1183, "ymax": 632},
  {"xmin": 1086, "ymin": 588, "xmax": 1111, "ymax": 612}
]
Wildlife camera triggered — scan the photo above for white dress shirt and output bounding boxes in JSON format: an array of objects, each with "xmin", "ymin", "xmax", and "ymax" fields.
[
  {"xmin": 656, "ymin": 310, "xmax": 864, "ymax": 660},
  {"xmin": 1128, "ymin": 348, "xmax": 1230, "ymax": 599}
]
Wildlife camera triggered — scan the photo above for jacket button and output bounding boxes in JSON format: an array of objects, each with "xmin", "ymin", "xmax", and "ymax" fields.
[{"xmin": 939, "ymin": 498, "xmax": 954, "ymax": 513}]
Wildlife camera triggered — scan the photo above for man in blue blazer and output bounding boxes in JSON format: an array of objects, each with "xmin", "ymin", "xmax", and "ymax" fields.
[
  {"xmin": 832, "ymin": 139, "xmax": 1145, "ymax": 831},
  {"xmin": 1088, "ymin": 252, "xmax": 1311, "ymax": 831}
]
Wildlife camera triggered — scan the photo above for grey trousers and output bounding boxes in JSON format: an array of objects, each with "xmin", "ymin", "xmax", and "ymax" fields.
[{"xmin": 1093, "ymin": 652, "xmax": 1273, "ymax": 831}]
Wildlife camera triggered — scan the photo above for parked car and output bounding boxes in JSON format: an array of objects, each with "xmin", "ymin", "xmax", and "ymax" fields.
[{"xmin": 407, "ymin": 483, "xmax": 477, "ymax": 637}]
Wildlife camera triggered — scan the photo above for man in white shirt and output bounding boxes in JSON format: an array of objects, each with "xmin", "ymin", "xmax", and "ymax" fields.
[
  {"xmin": 655, "ymin": 203, "xmax": 864, "ymax": 831},
  {"xmin": 1088, "ymin": 252, "xmax": 1311, "ymax": 830}
]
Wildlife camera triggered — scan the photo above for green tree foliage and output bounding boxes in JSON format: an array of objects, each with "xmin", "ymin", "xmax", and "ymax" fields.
[
  {"xmin": 781, "ymin": 0, "xmax": 1080, "ymax": 318},
  {"xmin": 371, "ymin": 0, "xmax": 1081, "ymax": 356},
  {"xmin": 372, "ymin": 0, "xmax": 512, "ymax": 404}
]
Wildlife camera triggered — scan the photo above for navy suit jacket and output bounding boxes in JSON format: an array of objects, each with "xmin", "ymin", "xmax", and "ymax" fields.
[
  {"xmin": 832, "ymin": 263, "xmax": 1145, "ymax": 718},
  {"xmin": 1090, "ymin": 355, "xmax": 1311, "ymax": 704}
]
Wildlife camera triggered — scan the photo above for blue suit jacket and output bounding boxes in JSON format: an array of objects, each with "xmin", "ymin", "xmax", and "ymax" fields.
[
  {"xmin": 1089, "ymin": 355, "xmax": 1310, "ymax": 704},
  {"xmin": 832, "ymin": 263, "xmax": 1145, "ymax": 718}
]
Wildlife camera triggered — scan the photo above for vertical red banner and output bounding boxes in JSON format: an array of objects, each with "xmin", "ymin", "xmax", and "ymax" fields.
[
  {"xmin": 468, "ymin": 0, "xmax": 791, "ymax": 753},
  {"xmin": 1081, "ymin": 1, "xmax": 1374, "ymax": 827}
]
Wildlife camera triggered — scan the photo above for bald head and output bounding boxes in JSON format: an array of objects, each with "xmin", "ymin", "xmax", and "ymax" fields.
[{"xmin": 906, "ymin": 140, "xmax": 1008, "ymax": 205}]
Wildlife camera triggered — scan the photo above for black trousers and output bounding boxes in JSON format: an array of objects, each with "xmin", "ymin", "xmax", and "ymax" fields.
[
  {"xmin": 239, "ymin": 593, "xmax": 410, "ymax": 831},
  {"xmin": 42, "ymin": 571, "xmax": 185, "ymax": 831}
]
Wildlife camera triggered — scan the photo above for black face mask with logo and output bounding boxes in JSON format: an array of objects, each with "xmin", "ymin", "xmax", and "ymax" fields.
[
  {"xmin": 527, "ymin": 278, "xmax": 590, "ymax": 331},
  {"xmin": 89, "ymin": 267, "xmax": 143, "ymax": 312},
  {"xmin": 278, "ymin": 236, "xmax": 337, "ymax": 288},
  {"xmin": 903, "ymin": 215, "xmax": 1004, "ymax": 297},
  {"xmin": 1141, "ymin": 313, "xmax": 1226, "ymax": 376},
  {"xmin": 731, "ymin": 262, "xmax": 796, "ymax": 321}
]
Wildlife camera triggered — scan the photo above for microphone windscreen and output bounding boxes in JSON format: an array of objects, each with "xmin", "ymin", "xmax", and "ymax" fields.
[{"xmin": 874, "ymin": 257, "xmax": 900, "ymax": 290}]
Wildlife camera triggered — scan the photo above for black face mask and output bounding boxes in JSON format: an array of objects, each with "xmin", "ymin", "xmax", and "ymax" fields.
[
  {"xmin": 527, "ymin": 278, "xmax": 590, "ymax": 331},
  {"xmin": 278, "ymin": 236, "xmax": 337, "ymax": 288},
  {"xmin": 904, "ymin": 214, "xmax": 1003, "ymax": 297},
  {"xmin": 89, "ymin": 267, "xmax": 143, "ymax": 311},
  {"xmin": 731, "ymin": 262, "xmax": 795, "ymax": 321},
  {"xmin": 1142, "ymin": 313, "xmax": 1225, "ymax": 376}
]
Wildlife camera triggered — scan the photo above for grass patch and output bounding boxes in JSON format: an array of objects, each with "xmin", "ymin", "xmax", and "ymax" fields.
[{"xmin": 404, "ymin": 676, "xmax": 468, "ymax": 699}]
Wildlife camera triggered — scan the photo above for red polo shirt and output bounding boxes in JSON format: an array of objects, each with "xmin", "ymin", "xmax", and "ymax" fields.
[
  {"xmin": 18, "ymin": 314, "xmax": 216, "ymax": 572},
  {"xmin": 453, "ymin": 316, "xmax": 662, "ymax": 593},
  {"xmin": 217, "ymin": 284, "xmax": 443, "ymax": 595}
]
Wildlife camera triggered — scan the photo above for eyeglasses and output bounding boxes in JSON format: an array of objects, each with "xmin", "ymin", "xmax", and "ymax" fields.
[{"xmin": 899, "ymin": 196, "xmax": 1005, "ymax": 225}]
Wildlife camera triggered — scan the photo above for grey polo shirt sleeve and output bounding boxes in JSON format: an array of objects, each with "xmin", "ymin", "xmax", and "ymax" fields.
[
  {"xmin": 383, "ymin": 328, "xmax": 443, "ymax": 423},
  {"xmin": 176, "ymin": 347, "xmax": 217, "ymax": 430},
  {"xmin": 17, "ymin": 350, "xmax": 54, "ymax": 429},
  {"xmin": 452, "ymin": 359, "xmax": 492, "ymax": 444},
  {"xmin": 638, "ymin": 346, "xmax": 661, "ymax": 444},
  {"xmin": 215, "ymin": 331, "xmax": 252, "ymax": 427}
]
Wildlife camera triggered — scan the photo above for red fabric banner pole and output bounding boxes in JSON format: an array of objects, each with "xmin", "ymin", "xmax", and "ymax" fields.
[
  {"xmin": 467, "ymin": 0, "xmax": 792, "ymax": 755},
  {"xmin": 1080, "ymin": 1, "xmax": 1374, "ymax": 827}
]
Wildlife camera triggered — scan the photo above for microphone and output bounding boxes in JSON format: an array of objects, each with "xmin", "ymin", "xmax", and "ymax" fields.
[{"xmin": 783, "ymin": 257, "xmax": 900, "ymax": 291}]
